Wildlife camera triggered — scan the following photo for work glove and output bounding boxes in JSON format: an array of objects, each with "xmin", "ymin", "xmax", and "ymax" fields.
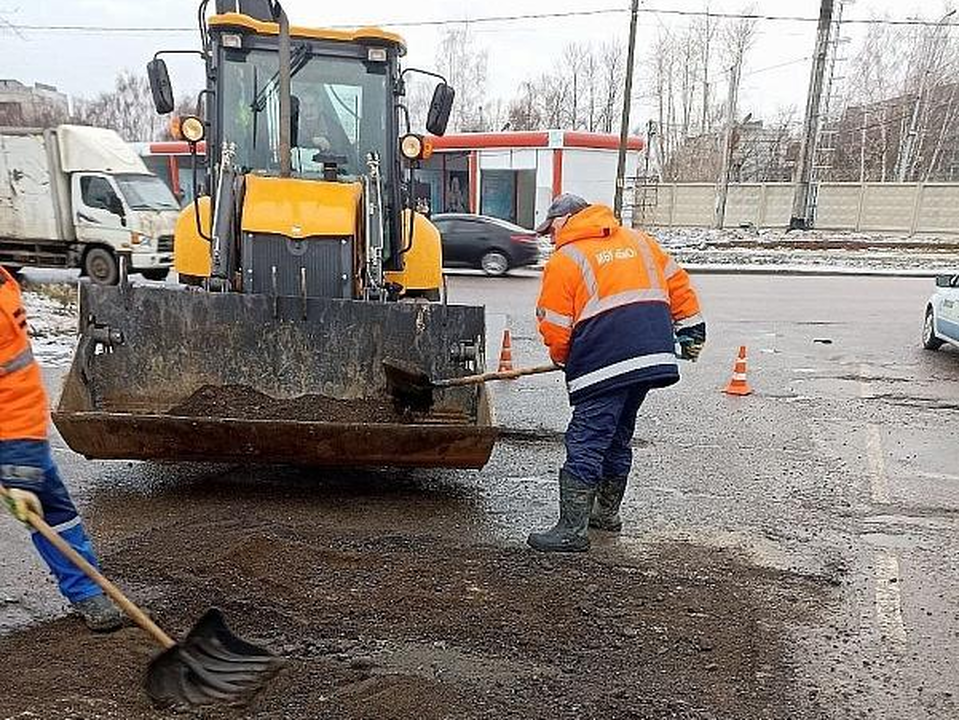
[
  {"xmin": 675, "ymin": 322, "xmax": 706, "ymax": 362},
  {"xmin": 2, "ymin": 486, "xmax": 43, "ymax": 524}
]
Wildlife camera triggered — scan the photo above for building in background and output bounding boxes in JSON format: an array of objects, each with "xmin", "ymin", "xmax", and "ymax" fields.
[
  {"xmin": 417, "ymin": 130, "xmax": 643, "ymax": 229},
  {"xmin": 0, "ymin": 79, "xmax": 69, "ymax": 126}
]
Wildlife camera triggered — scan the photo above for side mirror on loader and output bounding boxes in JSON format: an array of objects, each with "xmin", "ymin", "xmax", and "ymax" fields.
[
  {"xmin": 147, "ymin": 59, "xmax": 176, "ymax": 115},
  {"xmin": 426, "ymin": 83, "xmax": 455, "ymax": 137}
]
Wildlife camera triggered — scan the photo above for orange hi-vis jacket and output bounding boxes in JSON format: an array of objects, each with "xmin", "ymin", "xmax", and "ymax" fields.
[
  {"xmin": 536, "ymin": 204, "xmax": 702, "ymax": 404},
  {"xmin": 0, "ymin": 267, "xmax": 48, "ymax": 440}
]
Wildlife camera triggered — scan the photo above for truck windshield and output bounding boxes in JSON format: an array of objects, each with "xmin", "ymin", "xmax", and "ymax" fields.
[
  {"xmin": 114, "ymin": 174, "xmax": 179, "ymax": 210},
  {"xmin": 220, "ymin": 46, "xmax": 388, "ymax": 178}
]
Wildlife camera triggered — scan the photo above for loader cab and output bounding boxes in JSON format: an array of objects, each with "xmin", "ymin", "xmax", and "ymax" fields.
[
  {"xmin": 148, "ymin": 4, "xmax": 454, "ymax": 298},
  {"xmin": 204, "ymin": 17, "xmax": 406, "ymax": 266}
]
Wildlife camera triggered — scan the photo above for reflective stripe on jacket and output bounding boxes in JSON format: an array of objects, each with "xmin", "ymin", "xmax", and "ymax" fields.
[
  {"xmin": 536, "ymin": 204, "xmax": 702, "ymax": 404},
  {"xmin": 0, "ymin": 267, "xmax": 48, "ymax": 440}
]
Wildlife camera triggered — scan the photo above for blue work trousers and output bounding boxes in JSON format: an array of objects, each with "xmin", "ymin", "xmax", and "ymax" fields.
[
  {"xmin": 563, "ymin": 384, "xmax": 649, "ymax": 486},
  {"xmin": 0, "ymin": 439, "xmax": 103, "ymax": 603}
]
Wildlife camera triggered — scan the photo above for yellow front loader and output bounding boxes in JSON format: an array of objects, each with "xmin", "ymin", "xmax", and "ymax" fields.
[{"xmin": 53, "ymin": 1, "xmax": 497, "ymax": 468}]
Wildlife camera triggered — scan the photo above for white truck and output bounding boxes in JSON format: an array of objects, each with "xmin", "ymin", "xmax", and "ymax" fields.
[{"xmin": 0, "ymin": 125, "xmax": 179, "ymax": 283}]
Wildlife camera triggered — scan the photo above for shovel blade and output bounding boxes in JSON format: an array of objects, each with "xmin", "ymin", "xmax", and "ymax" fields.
[
  {"xmin": 145, "ymin": 608, "xmax": 279, "ymax": 708},
  {"xmin": 382, "ymin": 357, "xmax": 436, "ymax": 411}
]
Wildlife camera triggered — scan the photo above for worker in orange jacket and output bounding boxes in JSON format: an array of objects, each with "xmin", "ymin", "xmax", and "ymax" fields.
[
  {"xmin": 529, "ymin": 194, "xmax": 705, "ymax": 552},
  {"xmin": 0, "ymin": 267, "xmax": 122, "ymax": 630}
]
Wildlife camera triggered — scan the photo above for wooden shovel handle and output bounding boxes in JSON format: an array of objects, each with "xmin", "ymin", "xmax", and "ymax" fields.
[
  {"xmin": 435, "ymin": 363, "xmax": 560, "ymax": 388},
  {"xmin": 0, "ymin": 485, "xmax": 175, "ymax": 649}
]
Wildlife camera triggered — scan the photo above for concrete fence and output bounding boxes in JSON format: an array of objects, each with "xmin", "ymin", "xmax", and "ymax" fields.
[{"xmin": 634, "ymin": 182, "xmax": 959, "ymax": 235}]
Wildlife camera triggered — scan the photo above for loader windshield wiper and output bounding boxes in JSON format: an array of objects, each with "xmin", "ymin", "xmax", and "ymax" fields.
[{"xmin": 250, "ymin": 44, "xmax": 311, "ymax": 114}]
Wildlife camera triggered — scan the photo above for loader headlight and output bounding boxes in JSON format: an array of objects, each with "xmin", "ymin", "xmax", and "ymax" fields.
[
  {"xmin": 400, "ymin": 133, "xmax": 424, "ymax": 160},
  {"xmin": 181, "ymin": 115, "xmax": 205, "ymax": 143}
]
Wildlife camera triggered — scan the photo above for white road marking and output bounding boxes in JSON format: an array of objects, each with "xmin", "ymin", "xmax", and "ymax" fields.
[
  {"xmin": 865, "ymin": 424, "xmax": 890, "ymax": 504},
  {"xmin": 859, "ymin": 365, "xmax": 908, "ymax": 653},
  {"xmin": 859, "ymin": 364, "xmax": 890, "ymax": 504},
  {"xmin": 874, "ymin": 550, "xmax": 908, "ymax": 653}
]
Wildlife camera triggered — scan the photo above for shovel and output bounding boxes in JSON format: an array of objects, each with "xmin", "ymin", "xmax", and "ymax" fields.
[
  {"xmin": 384, "ymin": 358, "xmax": 560, "ymax": 410},
  {"xmin": 0, "ymin": 485, "xmax": 279, "ymax": 708}
]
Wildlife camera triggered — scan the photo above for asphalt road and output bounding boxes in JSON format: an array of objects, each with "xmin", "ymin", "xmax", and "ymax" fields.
[
  {"xmin": 0, "ymin": 272, "xmax": 956, "ymax": 719},
  {"xmin": 459, "ymin": 272, "xmax": 960, "ymax": 719}
]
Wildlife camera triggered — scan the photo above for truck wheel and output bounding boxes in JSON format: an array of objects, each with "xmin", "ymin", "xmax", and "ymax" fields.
[
  {"xmin": 83, "ymin": 247, "xmax": 119, "ymax": 285},
  {"xmin": 141, "ymin": 268, "xmax": 169, "ymax": 281}
]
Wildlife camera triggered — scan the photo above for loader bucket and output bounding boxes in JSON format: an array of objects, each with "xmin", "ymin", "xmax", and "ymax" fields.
[{"xmin": 53, "ymin": 283, "xmax": 497, "ymax": 468}]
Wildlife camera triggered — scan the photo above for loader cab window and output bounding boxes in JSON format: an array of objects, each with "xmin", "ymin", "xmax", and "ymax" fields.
[{"xmin": 219, "ymin": 46, "xmax": 388, "ymax": 180}]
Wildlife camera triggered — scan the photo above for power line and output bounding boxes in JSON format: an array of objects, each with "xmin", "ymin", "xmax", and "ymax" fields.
[
  {"xmin": 4, "ymin": 7, "xmax": 959, "ymax": 35},
  {"xmin": 743, "ymin": 56, "xmax": 812, "ymax": 77},
  {"xmin": 4, "ymin": 24, "xmax": 194, "ymax": 33}
]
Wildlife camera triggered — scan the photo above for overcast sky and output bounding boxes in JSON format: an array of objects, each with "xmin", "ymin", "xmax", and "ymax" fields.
[{"xmin": 0, "ymin": 0, "xmax": 953, "ymax": 128}]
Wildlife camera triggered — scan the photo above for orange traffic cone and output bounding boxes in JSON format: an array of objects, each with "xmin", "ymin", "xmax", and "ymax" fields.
[
  {"xmin": 498, "ymin": 329, "xmax": 514, "ymax": 372},
  {"xmin": 723, "ymin": 346, "xmax": 752, "ymax": 396}
]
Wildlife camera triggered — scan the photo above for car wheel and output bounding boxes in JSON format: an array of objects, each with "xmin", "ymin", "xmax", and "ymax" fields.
[
  {"xmin": 480, "ymin": 250, "xmax": 509, "ymax": 276},
  {"xmin": 83, "ymin": 247, "xmax": 119, "ymax": 285},
  {"xmin": 141, "ymin": 268, "xmax": 169, "ymax": 281},
  {"xmin": 922, "ymin": 306, "xmax": 943, "ymax": 350}
]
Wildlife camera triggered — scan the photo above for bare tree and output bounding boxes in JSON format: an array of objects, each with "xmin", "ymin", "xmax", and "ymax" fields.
[
  {"xmin": 693, "ymin": 6, "xmax": 718, "ymax": 134},
  {"xmin": 507, "ymin": 80, "xmax": 542, "ymax": 130},
  {"xmin": 648, "ymin": 30, "xmax": 675, "ymax": 172},
  {"xmin": 597, "ymin": 41, "xmax": 625, "ymax": 133},
  {"xmin": 678, "ymin": 26, "xmax": 698, "ymax": 141},
  {"xmin": 402, "ymin": 76, "xmax": 435, "ymax": 134},
  {"xmin": 826, "ymin": 4, "xmax": 959, "ymax": 183},
  {"xmin": 506, "ymin": 39, "xmax": 624, "ymax": 134},
  {"xmin": 716, "ymin": 9, "xmax": 757, "ymax": 192},
  {"xmin": 720, "ymin": 11, "xmax": 757, "ymax": 104},
  {"xmin": 562, "ymin": 43, "xmax": 590, "ymax": 129},
  {"xmin": 72, "ymin": 71, "xmax": 171, "ymax": 141},
  {"xmin": 582, "ymin": 49, "xmax": 600, "ymax": 131},
  {"xmin": 433, "ymin": 25, "xmax": 490, "ymax": 132}
]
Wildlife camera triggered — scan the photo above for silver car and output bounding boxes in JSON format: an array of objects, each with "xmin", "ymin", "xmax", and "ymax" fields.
[{"xmin": 922, "ymin": 274, "xmax": 959, "ymax": 350}]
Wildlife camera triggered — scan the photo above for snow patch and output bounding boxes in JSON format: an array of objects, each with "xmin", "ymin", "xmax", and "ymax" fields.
[{"xmin": 21, "ymin": 289, "xmax": 78, "ymax": 368}]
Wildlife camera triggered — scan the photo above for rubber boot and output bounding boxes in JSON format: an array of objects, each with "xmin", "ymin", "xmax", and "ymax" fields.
[
  {"xmin": 72, "ymin": 593, "xmax": 123, "ymax": 632},
  {"xmin": 589, "ymin": 477, "xmax": 628, "ymax": 532},
  {"xmin": 527, "ymin": 471, "xmax": 596, "ymax": 552}
]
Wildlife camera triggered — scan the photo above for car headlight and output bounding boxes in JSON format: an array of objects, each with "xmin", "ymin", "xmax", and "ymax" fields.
[{"xmin": 130, "ymin": 232, "xmax": 152, "ymax": 248}]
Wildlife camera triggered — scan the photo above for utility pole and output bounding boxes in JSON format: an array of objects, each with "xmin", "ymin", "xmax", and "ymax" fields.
[
  {"xmin": 715, "ymin": 62, "xmax": 740, "ymax": 229},
  {"xmin": 614, "ymin": 0, "xmax": 639, "ymax": 223},
  {"xmin": 810, "ymin": 0, "xmax": 848, "ymax": 190},
  {"xmin": 789, "ymin": 0, "xmax": 834, "ymax": 229}
]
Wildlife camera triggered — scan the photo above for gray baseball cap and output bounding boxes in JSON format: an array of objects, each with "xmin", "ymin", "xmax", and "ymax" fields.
[{"xmin": 535, "ymin": 193, "xmax": 590, "ymax": 234}]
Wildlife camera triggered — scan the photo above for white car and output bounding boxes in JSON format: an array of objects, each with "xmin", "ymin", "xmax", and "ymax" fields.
[{"xmin": 922, "ymin": 274, "xmax": 959, "ymax": 350}]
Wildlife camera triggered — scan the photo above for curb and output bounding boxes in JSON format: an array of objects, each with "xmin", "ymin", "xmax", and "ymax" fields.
[{"xmin": 684, "ymin": 264, "xmax": 957, "ymax": 278}]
